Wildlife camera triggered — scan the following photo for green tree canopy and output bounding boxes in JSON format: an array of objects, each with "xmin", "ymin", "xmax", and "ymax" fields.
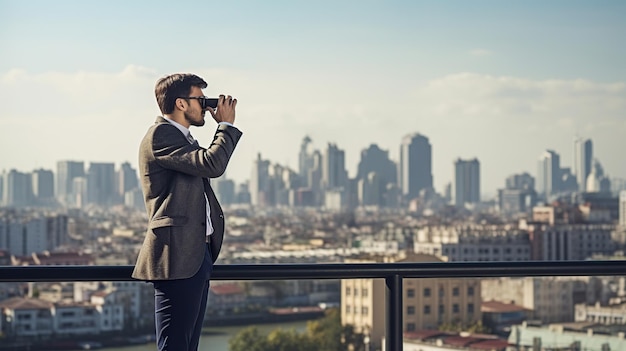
[{"xmin": 229, "ymin": 308, "xmax": 366, "ymax": 351}]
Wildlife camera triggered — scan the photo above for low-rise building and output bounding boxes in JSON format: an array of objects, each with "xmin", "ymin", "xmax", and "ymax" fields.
[
  {"xmin": 382, "ymin": 330, "xmax": 509, "ymax": 351},
  {"xmin": 576, "ymin": 302, "xmax": 626, "ymax": 325},
  {"xmin": 0, "ymin": 297, "xmax": 54, "ymax": 339},
  {"xmin": 508, "ymin": 322, "xmax": 626, "ymax": 351},
  {"xmin": 342, "ymin": 253, "xmax": 482, "ymax": 350}
]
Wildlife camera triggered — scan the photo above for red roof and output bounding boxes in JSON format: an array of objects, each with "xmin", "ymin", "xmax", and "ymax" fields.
[
  {"xmin": 443, "ymin": 336, "xmax": 481, "ymax": 347},
  {"xmin": 404, "ymin": 330, "xmax": 452, "ymax": 340},
  {"xmin": 0, "ymin": 297, "xmax": 53, "ymax": 310}
]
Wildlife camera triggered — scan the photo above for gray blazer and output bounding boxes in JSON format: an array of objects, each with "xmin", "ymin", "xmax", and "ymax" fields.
[{"xmin": 132, "ymin": 116, "xmax": 242, "ymax": 281}]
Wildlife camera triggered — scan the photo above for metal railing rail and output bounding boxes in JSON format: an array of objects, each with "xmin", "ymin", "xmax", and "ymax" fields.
[{"xmin": 2, "ymin": 260, "xmax": 626, "ymax": 351}]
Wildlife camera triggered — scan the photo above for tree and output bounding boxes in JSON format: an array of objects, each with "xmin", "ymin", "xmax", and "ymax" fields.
[
  {"xmin": 307, "ymin": 308, "xmax": 342, "ymax": 351},
  {"xmin": 229, "ymin": 327, "xmax": 269, "ymax": 351},
  {"xmin": 267, "ymin": 329, "xmax": 315, "ymax": 351},
  {"xmin": 229, "ymin": 308, "xmax": 366, "ymax": 351}
]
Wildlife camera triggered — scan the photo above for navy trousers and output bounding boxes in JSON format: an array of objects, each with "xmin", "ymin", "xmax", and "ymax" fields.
[{"xmin": 153, "ymin": 244, "xmax": 213, "ymax": 351}]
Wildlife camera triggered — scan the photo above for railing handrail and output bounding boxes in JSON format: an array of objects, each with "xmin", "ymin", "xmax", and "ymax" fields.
[
  {"xmin": 3, "ymin": 260, "xmax": 625, "ymax": 351},
  {"xmin": 2, "ymin": 260, "xmax": 626, "ymax": 282}
]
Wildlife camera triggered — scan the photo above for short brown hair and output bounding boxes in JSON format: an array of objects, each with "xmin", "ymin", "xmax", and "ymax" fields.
[{"xmin": 154, "ymin": 73, "xmax": 208, "ymax": 114}]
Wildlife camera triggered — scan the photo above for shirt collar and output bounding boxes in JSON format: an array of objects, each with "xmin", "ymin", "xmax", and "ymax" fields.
[{"xmin": 162, "ymin": 116, "xmax": 191, "ymax": 138}]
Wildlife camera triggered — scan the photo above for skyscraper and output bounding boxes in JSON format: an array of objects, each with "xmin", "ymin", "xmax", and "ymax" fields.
[
  {"xmin": 574, "ymin": 138, "xmax": 593, "ymax": 191},
  {"xmin": 322, "ymin": 143, "xmax": 348, "ymax": 190},
  {"xmin": 250, "ymin": 153, "xmax": 271, "ymax": 206},
  {"xmin": 454, "ymin": 158, "xmax": 480, "ymax": 207},
  {"xmin": 87, "ymin": 162, "xmax": 116, "ymax": 206},
  {"xmin": 117, "ymin": 162, "xmax": 138, "ymax": 197},
  {"xmin": 32, "ymin": 168, "xmax": 54, "ymax": 200},
  {"xmin": 357, "ymin": 144, "xmax": 397, "ymax": 188},
  {"xmin": 399, "ymin": 133, "xmax": 433, "ymax": 199},
  {"xmin": 537, "ymin": 150, "xmax": 561, "ymax": 199},
  {"xmin": 619, "ymin": 190, "xmax": 626, "ymax": 228},
  {"xmin": 56, "ymin": 161, "xmax": 84, "ymax": 206},
  {"xmin": 574, "ymin": 137, "xmax": 593, "ymax": 192},
  {"xmin": 3, "ymin": 170, "xmax": 32, "ymax": 207},
  {"xmin": 298, "ymin": 136, "xmax": 314, "ymax": 187}
]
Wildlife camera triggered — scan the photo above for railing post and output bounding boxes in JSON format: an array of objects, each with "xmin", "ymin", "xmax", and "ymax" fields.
[{"xmin": 385, "ymin": 274, "xmax": 402, "ymax": 351}]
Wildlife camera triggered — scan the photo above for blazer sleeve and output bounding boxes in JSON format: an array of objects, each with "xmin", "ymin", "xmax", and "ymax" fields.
[{"xmin": 151, "ymin": 123, "xmax": 243, "ymax": 178}]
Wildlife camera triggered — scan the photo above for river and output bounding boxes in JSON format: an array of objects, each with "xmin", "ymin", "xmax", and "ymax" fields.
[{"xmin": 98, "ymin": 320, "xmax": 311, "ymax": 351}]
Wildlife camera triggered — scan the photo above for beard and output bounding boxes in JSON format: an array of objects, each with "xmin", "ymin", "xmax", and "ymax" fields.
[{"xmin": 184, "ymin": 110, "xmax": 206, "ymax": 127}]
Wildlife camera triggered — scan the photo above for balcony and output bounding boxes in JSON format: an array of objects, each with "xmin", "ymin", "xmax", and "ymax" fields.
[{"xmin": 2, "ymin": 260, "xmax": 626, "ymax": 350}]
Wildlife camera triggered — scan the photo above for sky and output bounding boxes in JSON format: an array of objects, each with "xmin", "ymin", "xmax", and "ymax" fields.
[{"xmin": 1, "ymin": 0, "xmax": 625, "ymax": 197}]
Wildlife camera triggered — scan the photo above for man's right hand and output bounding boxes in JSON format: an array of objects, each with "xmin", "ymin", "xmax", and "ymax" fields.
[{"xmin": 209, "ymin": 94, "xmax": 237, "ymax": 125}]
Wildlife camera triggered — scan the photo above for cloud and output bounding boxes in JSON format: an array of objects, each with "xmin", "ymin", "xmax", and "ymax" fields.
[
  {"xmin": 1, "ymin": 67, "xmax": 625, "ymax": 196},
  {"xmin": 413, "ymin": 73, "xmax": 626, "ymax": 129}
]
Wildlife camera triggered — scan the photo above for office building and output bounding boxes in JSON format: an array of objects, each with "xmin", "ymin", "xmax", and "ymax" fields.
[
  {"xmin": 399, "ymin": 133, "xmax": 433, "ymax": 199},
  {"xmin": 298, "ymin": 136, "xmax": 315, "ymax": 187},
  {"xmin": 250, "ymin": 153, "xmax": 271, "ymax": 206},
  {"xmin": 32, "ymin": 169, "xmax": 54, "ymax": 203},
  {"xmin": 537, "ymin": 150, "xmax": 561, "ymax": 198},
  {"xmin": 619, "ymin": 190, "xmax": 626, "ymax": 228},
  {"xmin": 454, "ymin": 158, "xmax": 480, "ymax": 207},
  {"xmin": 87, "ymin": 162, "xmax": 116, "ymax": 206},
  {"xmin": 56, "ymin": 161, "xmax": 84, "ymax": 206},
  {"xmin": 117, "ymin": 162, "xmax": 138, "ymax": 198},
  {"xmin": 357, "ymin": 144, "xmax": 397, "ymax": 188},
  {"xmin": 574, "ymin": 137, "xmax": 593, "ymax": 192},
  {"xmin": 2, "ymin": 170, "xmax": 32, "ymax": 207},
  {"xmin": 322, "ymin": 143, "xmax": 348, "ymax": 190}
]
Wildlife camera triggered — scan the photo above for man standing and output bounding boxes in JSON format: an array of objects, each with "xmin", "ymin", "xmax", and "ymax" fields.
[{"xmin": 132, "ymin": 73, "xmax": 242, "ymax": 351}]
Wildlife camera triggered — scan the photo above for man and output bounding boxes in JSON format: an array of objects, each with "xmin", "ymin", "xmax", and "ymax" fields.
[{"xmin": 132, "ymin": 73, "xmax": 242, "ymax": 351}]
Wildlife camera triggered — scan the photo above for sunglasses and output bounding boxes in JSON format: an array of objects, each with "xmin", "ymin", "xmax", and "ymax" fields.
[{"xmin": 180, "ymin": 96, "xmax": 219, "ymax": 110}]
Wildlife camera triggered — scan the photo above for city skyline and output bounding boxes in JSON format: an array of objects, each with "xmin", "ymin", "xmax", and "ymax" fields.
[
  {"xmin": 1, "ymin": 1, "xmax": 625, "ymax": 196},
  {"xmin": 2, "ymin": 133, "xmax": 624, "ymax": 204}
]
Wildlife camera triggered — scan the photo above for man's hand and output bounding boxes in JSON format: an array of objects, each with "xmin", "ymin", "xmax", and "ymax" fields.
[{"xmin": 208, "ymin": 94, "xmax": 237, "ymax": 125}]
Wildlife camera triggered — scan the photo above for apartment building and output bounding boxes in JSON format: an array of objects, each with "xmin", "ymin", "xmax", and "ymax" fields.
[
  {"xmin": 413, "ymin": 224, "xmax": 531, "ymax": 262},
  {"xmin": 0, "ymin": 296, "xmax": 124, "ymax": 338},
  {"xmin": 576, "ymin": 302, "xmax": 626, "ymax": 325},
  {"xmin": 482, "ymin": 277, "xmax": 579, "ymax": 323},
  {"xmin": 342, "ymin": 253, "xmax": 482, "ymax": 350}
]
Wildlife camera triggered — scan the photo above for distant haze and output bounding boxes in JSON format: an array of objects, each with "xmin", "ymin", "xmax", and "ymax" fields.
[{"xmin": 1, "ymin": 1, "xmax": 625, "ymax": 197}]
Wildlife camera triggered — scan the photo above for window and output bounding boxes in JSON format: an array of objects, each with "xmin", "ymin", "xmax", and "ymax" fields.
[
  {"xmin": 439, "ymin": 304, "xmax": 444, "ymax": 315},
  {"xmin": 439, "ymin": 287, "xmax": 444, "ymax": 297},
  {"xmin": 407, "ymin": 306, "xmax": 415, "ymax": 315},
  {"xmin": 453, "ymin": 304, "xmax": 459, "ymax": 313},
  {"xmin": 424, "ymin": 288, "xmax": 431, "ymax": 297},
  {"xmin": 346, "ymin": 287, "xmax": 351, "ymax": 296},
  {"xmin": 468, "ymin": 303, "xmax": 475, "ymax": 314},
  {"xmin": 468, "ymin": 286, "xmax": 475, "ymax": 296},
  {"xmin": 407, "ymin": 323, "xmax": 416, "ymax": 331},
  {"xmin": 424, "ymin": 305, "xmax": 431, "ymax": 314},
  {"xmin": 362, "ymin": 307, "xmax": 369, "ymax": 315},
  {"xmin": 354, "ymin": 289, "xmax": 359, "ymax": 297},
  {"xmin": 452, "ymin": 287, "xmax": 459, "ymax": 296},
  {"xmin": 346, "ymin": 305, "xmax": 351, "ymax": 313},
  {"xmin": 407, "ymin": 289, "xmax": 415, "ymax": 298},
  {"xmin": 362, "ymin": 288, "xmax": 368, "ymax": 297}
]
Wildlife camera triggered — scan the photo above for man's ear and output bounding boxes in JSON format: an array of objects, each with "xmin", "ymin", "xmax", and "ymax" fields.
[{"xmin": 175, "ymin": 98, "xmax": 187, "ymax": 111}]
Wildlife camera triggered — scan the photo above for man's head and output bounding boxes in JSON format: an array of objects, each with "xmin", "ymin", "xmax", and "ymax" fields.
[{"xmin": 155, "ymin": 73, "xmax": 208, "ymax": 128}]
